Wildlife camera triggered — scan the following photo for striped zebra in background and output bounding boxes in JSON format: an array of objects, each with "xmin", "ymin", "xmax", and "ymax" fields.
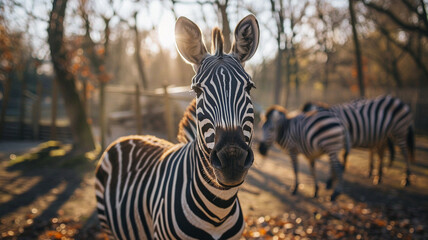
[
  {"xmin": 95, "ymin": 15, "xmax": 260, "ymax": 239},
  {"xmin": 302, "ymin": 95, "xmax": 415, "ymax": 186},
  {"xmin": 258, "ymin": 105, "xmax": 350, "ymax": 200}
]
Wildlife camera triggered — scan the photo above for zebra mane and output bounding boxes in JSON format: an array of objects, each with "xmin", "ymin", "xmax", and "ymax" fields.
[
  {"xmin": 211, "ymin": 27, "xmax": 224, "ymax": 56},
  {"xmin": 262, "ymin": 105, "xmax": 288, "ymax": 123},
  {"xmin": 301, "ymin": 101, "xmax": 330, "ymax": 112},
  {"xmin": 177, "ymin": 99, "xmax": 197, "ymax": 143},
  {"xmin": 265, "ymin": 105, "xmax": 287, "ymax": 118}
]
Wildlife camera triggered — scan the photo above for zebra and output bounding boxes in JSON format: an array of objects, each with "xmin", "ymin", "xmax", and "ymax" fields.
[
  {"xmin": 95, "ymin": 15, "xmax": 260, "ymax": 239},
  {"xmin": 302, "ymin": 100, "xmax": 395, "ymax": 171},
  {"xmin": 258, "ymin": 105, "xmax": 350, "ymax": 200},
  {"xmin": 302, "ymin": 95, "xmax": 415, "ymax": 186}
]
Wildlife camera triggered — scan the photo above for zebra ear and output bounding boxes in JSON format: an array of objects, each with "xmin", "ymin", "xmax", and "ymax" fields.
[
  {"xmin": 175, "ymin": 16, "xmax": 208, "ymax": 67},
  {"xmin": 232, "ymin": 14, "xmax": 260, "ymax": 63}
]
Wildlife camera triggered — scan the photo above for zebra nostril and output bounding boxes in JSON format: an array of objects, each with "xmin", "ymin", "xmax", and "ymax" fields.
[
  {"xmin": 244, "ymin": 149, "xmax": 254, "ymax": 169},
  {"xmin": 214, "ymin": 146, "xmax": 249, "ymax": 169},
  {"xmin": 211, "ymin": 150, "xmax": 222, "ymax": 169}
]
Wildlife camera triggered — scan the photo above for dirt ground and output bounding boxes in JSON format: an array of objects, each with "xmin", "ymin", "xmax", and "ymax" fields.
[{"xmin": 0, "ymin": 134, "xmax": 427, "ymax": 239}]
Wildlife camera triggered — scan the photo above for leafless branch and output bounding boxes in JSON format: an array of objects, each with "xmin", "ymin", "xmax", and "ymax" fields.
[{"xmin": 361, "ymin": 0, "xmax": 428, "ymax": 37}]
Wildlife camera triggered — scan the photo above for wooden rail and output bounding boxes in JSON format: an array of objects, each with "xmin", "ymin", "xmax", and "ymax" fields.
[{"xmin": 103, "ymin": 85, "xmax": 193, "ymax": 143}]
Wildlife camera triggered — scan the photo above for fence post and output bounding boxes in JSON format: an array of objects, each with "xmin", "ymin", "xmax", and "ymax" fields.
[
  {"xmin": 83, "ymin": 80, "xmax": 88, "ymax": 115},
  {"xmin": 163, "ymin": 85, "xmax": 174, "ymax": 142},
  {"xmin": 135, "ymin": 83, "xmax": 142, "ymax": 135},
  {"xmin": 50, "ymin": 77, "xmax": 57, "ymax": 140},
  {"xmin": 19, "ymin": 75, "xmax": 27, "ymax": 139},
  {"xmin": 32, "ymin": 79, "xmax": 42, "ymax": 140}
]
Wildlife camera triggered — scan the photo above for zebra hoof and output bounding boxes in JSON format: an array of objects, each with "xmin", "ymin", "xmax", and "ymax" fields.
[
  {"xmin": 326, "ymin": 179, "xmax": 333, "ymax": 189},
  {"xmin": 313, "ymin": 186, "xmax": 319, "ymax": 198},
  {"xmin": 373, "ymin": 176, "xmax": 381, "ymax": 185},
  {"xmin": 402, "ymin": 179, "xmax": 411, "ymax": 187},
  {"xmin": 292, "ymin": 187, "xmax": 298, "ymax": 195},
  {"xmin": 313, "ymin": 192, "xmax": 318, "ymax": 199},
  {"xmin": 330, "ymin": 191, "xmax": 340, "ymax": 201}
]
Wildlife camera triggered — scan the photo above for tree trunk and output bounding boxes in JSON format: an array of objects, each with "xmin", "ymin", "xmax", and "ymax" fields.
[
  {"xmin": 324, "ymin": 54, "xmax": 330, "ymax": 96},
  {"xmin": 19, "ymin": 70, "xmax": 27, "ymax": 139},
  {"xmin": 284, "ymin": 52, "xmax": 291, "ymax": 108},
  {"xmin": 0, "ymin": 73, "xmax": 12, "ymax": 140},
  {"xmin": 216, "ymin": 1, "xmax": 231, "ymax": 52},
  {"xmin": 48, "ymin": 0, "xmax": 95, "ymax": 152},
  {"xmin": 50, "ymin": 77, "xmax": 58, "ymax": 140},
  {"xmin": 133, "ymin": 13, "xmax": 148, "ymax": 89},
  {"xmin": 274, "ymin": 46, "xmax": 283, "ymax": 104},
  {"xmin": 349, "ymin": 0, "xmax": 365, "ymax": 97},
  {"xmin": 291, "ymin": 45, "xmax": 300, "ymax": 106}
]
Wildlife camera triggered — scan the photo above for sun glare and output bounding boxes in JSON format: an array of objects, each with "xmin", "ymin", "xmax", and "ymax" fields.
[{"xmin": 157, "ymin": 14, "xmax": 176, "ymax": 51}]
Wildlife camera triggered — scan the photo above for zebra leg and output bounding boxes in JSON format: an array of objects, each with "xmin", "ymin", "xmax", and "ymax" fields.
[
  {"xmin": 325, "ymin": 166, "xmax": 334, "ymax": 190},
  {"xmin": 387, "ymin": 137, "xmax": 395, "ymax": 167},
  {"xmin": 368, "ymin": 149, "xmax": 374, "ymax": 178},
  {"xmin": 373, "ymin": 144, "xmax": 385, "ymax": 185},
  {"xmin": 342, "ymin": 151, "xmax": 348, "ymax": 172},
  {"xmin": 329, "ymin": 152, "xmax": 344, "ymax": 201},
  {"xmin": 310, "ymin": 159, "xmax": 318, "ymax": 198},
  {"xmin": 398, "ymin": 142, "xmax": 411, "ymax": 186},
  {"xmin": 290, "ymin": 153, "xmax": 299, "ymax": 195}
]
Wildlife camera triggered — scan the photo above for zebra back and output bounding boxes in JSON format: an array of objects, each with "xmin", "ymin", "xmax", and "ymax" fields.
[
  {"xmin": 330, "ymin": 95, "xmax": 413, "ymax": 148},
  {"xmin": 283, "ymin": 111, "xmax": 347, "ymax": 156}
]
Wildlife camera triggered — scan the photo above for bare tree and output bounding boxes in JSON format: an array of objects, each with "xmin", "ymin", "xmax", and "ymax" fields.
[
  {"xmin": 349, "ymin": 0, "xmax": 365, "ymax": 96},
  {"xmin": 48, "ymin": 0, "xmax": 96, "ymax": 152},
  {"xmin": 361, "ymin": 0, "xmax": 428, "ymax": 81},
  {"xmin": 132, "ymin": 11, "xmax": 149, "ymax": 89},
  {"xmin": 269, "ymin": 0, "xmax": 285, "ymax": 105},
  {"xmin": 313, "ymin": 0, "xmax": 345, "ymax": 94},
  {"xmin": 215, "ymin": 0, "xmax": 232, "ymax": 52},
  {"xmin": 361, "ymin": 0, "xmax": 428, "ymax": 37}
]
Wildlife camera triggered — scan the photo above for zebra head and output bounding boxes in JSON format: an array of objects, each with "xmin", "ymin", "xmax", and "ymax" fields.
[
  {"xmin": 259, "ymin": 106, "xmax": 287, "ymax": 156},
  {"xmin": 175, "ymin": 15, "xmax": 259, "ymax": 188}
]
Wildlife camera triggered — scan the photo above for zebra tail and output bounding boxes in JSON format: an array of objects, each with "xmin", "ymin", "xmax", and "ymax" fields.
[
  {"xmin": 407, "ymin": 125, "xmax": 415, "ymax": 163},
  {"xmin": 387, "ymin": 138, "xmax": 395, "ymax": 166}
]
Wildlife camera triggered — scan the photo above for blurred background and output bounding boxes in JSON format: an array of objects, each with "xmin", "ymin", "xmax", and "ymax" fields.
[{"xmin": 0, "ymin": 0, "xmax": 427, "ymax": 239}]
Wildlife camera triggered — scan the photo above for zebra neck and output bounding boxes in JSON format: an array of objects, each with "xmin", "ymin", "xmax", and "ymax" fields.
[
  {"xmin": 276, "ymin": 117, "xmax": 290, "ymax": 145},
  {"xmin": 188, "ymin": 141, "xmax": 240, "ymax": 222}
]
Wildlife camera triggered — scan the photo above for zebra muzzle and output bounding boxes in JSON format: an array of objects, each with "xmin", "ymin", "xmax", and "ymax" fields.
[
  {"xmin": 209, "ymin": 127, "xmax": 254, "ymax": 187},
  {"xmin": 210, "ymin": 145, "xmax": 254, "ymax": 187}
]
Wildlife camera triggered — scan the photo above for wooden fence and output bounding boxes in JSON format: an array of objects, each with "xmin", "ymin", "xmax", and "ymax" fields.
[{"xmin": 100, "ymin": 84, "xmax": 193, "ymax": 149}]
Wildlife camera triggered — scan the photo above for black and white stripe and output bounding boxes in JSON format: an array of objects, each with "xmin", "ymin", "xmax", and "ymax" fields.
[
  {"xmin": 96, "ymin": 15, "xmax": 260, "ymax": 239},
  {"xmin": 259, "ymin": 105, "xmax": 349, "ymax": 200},
  {"xmin": 303, "ymin": 95, "xmax": 415, "ymax": 185}
]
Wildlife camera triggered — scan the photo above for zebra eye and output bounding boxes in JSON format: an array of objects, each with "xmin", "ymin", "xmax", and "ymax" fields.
[
  {"xmin": 245, "ymin": 83, "xmax": 255, "ymax": 94},
  {"xmin": 192, "ymin": 84, "xmax": 203, "ymax": 96}
]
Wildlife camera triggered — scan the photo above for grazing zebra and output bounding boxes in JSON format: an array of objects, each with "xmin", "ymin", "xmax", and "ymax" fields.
[
  {"xmin": 258, "ymin": 105, "xmax": 350, "ymax": 200},
  {"xmin": 302, "ymin": 95, "xmax": 415, "ymax": 185},
  {"xmin": 95, "ymin": 15, "xmax": 260, "ymax": 239}
]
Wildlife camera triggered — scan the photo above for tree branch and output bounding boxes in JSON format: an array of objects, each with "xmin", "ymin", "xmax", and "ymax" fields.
[{"xmin": 361, "ymin": 0, "xmax": 428, "ymax": 37}]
